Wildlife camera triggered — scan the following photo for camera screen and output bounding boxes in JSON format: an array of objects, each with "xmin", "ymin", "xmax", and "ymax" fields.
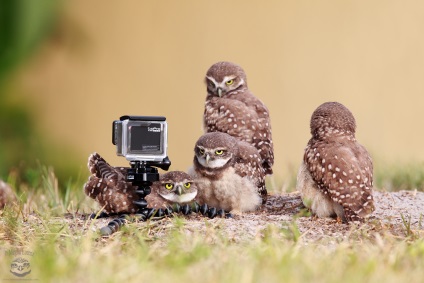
[{"xmin": 129, "ymin": 123, "xmax": 162, "ymax": 153}]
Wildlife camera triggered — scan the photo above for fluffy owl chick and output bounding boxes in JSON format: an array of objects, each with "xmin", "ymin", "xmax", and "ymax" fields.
[
  {"xmin": 0, "ymin": 180, "xmax": 16, "ymax": 209},
  {"xmin": 188, "ymin": 132, "xmax": 266, "ymax": 214},
  {"xmin": 204, "ymin": 61, "xmax": 274, "ymax": 175},
  {"xmin": 84, "ymin": 152, "xmax": 139, "ymax": 214},
  {"xmin": 84, "ymin": 153, "xmax": 198, "ymax": 214},
  {"xmin": 145, "ymin": 171, "xmax": 197, "ymax": 209},
  {"xmin": 296, "ymin": 102, "xmax": 374, "ymax": 222}
]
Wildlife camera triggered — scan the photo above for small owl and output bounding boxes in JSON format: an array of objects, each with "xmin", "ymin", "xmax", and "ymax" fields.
[
  {"xmin": 0, "ymin": 180, "xmax": 16, "ymax": 209},
  {"xmin": 188, "ymin": 132, "xmax": 266, "ymax": 214},
  {"xmin": 84, "ymin": 153, "xmax": 197, "ymax": 214},
  {"xmin": 145, "ymin": 171, "xmax": 198, "ymax": 209},
  {"xmin": 204, "ymin": 61, "xmax": 274, "ymax": 175},
  {"xmin": 296, "ymin": 102, "xmax": 374, "ymax": 222}
]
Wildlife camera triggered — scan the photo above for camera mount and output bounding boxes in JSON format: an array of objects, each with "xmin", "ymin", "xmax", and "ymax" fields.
[{"xmin": 127, "ymin": 158, "xmax": 171, "ymax": 210}]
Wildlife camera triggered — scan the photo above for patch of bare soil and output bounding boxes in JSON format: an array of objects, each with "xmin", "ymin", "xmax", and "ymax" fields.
[{"xmin": 68, "ymin": 190, "xmax": 424, "ymax": 243}]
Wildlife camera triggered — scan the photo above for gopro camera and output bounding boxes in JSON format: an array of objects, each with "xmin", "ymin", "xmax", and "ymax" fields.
[{"xmin": 112, "ymin": 115, "xmax": 170, "ymax": 170}]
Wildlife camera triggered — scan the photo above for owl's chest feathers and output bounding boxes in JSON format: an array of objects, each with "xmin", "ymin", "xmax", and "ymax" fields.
[
  {"xmin": 193, "ymin": 158, "xmax": 229, "ymax": 180},
  {"xmin": 191, "ymin": 167, "xmax": 261, "ymax": 212}
]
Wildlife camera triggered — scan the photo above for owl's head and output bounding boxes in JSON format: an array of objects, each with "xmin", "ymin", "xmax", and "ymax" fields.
[
  {"xmin": 310, "ymin": 102, "xmax": 356, "ymax": 138},
  {"xmin": 155, "ymin": 171, "xmax": 197, "ymax": 203},
  {"xmin": 205, "ymin": 61, "xmax": 248, "ymax": 97},
  {"xmin": 194, "ymin": 132, "xmax": 238, "ymax": 169}
]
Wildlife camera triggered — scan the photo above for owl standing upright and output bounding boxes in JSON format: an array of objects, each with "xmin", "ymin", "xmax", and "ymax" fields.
[
  {"xmin": 188, "ymin": 132, "xmax": 266, "ymax": 214},
  {"xmin": 203, "ymin": 61, "xmax": 274, "ymax": 175},
  {"xmin": 84, "ymin": 153, "xmax": 198, "ymax": 214},
  {"xmin": 296, "ymin": 102, "xmax": 374, "ymax": 222}
]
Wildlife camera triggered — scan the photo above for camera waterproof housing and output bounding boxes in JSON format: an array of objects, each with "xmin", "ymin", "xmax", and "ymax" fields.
[{"xmin": 113, "ymin": 115, "xmax": 170, "ymax": 163}]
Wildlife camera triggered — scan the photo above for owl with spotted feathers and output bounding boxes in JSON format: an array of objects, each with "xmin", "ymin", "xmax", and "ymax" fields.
[
  {"xmin": 204, "ymin": 61, "xmax": 274, "ymax": 175},
  {"xmin": 296, "ymin": 102, "xmax": 374, "ymax": 222},
  {"xmin": 188, "ymin": 132, "xmax": 266, "ymax": 214},
  {"xmin": 84, "ymin": 153, "xmax": 197, "ymax": 214}
]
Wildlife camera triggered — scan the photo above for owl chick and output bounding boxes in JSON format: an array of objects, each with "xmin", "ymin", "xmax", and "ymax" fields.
[
  {"xmin": 296, "ymin": 102, "xmax": 374, "ymax": 222},
  {"xmin": 188, "ymin": 132, "xmax": 266, "ymax": 214},
  {"xmin": 145, "ymin": 171, "xmax": 198, "ymax": 209},
  {"xmin": 204, "ymin": 61, "xmax": 274, "ymax": 175},
  {"xmin": 84, "ymin": 153, "xmax": 198, "ymax": 214},
  {"xmin": 0, "ymin": 180, "xmax": 16, "ymax": 209}
]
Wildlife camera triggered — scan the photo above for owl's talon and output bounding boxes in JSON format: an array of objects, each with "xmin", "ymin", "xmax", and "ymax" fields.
[{"xmin": 225, "ymin": 213, "xmax": 232, "ymax": 218}]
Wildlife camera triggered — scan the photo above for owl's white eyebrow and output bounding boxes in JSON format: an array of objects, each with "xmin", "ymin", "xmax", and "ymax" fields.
[
  {"xmin": 223, "ymin": 76, "xmax": 236, "ymax": 82},
  {"xmin": 206, "ymin": 76, "xmax": 218, "ymax": 85}
]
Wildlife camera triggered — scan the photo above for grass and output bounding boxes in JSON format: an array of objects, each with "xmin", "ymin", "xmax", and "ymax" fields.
[{"xmin": 1, "ymin": 166, "xmax": 424, "ymax": 282}]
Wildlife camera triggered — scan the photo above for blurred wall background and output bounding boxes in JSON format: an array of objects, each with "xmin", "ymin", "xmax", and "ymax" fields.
[{"xmin": 2, "ymin": 0, "xmax": 424, "ymax": 185}]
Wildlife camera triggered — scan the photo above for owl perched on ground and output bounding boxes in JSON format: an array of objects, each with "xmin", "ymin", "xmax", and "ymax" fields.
[
  {"xmin": 296, "ymin": 102, "xmax": 374, "ymax": 222},
  {"xmin": 0, "ymin": 180, "xmax": 16, "ymax": 209},
  {"xmin": 203, "ymin": 61, "xmax": 274, "ymax": 175},
  {"xmin": 84, "ymin": 153, "xmax": 197, "ymax": 214},
  {"xmin": 145, "ymin": 171, "xmax": 198, "ymax": 209},
  {"xmin": 188, "ymin": 132, "xmax": 266, "ymax": 214}
]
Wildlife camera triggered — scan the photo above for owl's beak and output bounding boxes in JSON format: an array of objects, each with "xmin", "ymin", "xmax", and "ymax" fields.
[
  {"xmin": 175, "ymin": 185, "xmax": 183, "ymax": 196},
  {"xmin": 217, "ymin": 87, "xmax": 222, "ymax": 97},
  {"xmin": 206, "ymin": 154, "xmax": 210, "ymax": 165}
]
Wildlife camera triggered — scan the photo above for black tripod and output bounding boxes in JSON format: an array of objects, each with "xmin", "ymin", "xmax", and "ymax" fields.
[{"xmin": 98, "ymin": 157, "xmax": 230, "ymax": 236}]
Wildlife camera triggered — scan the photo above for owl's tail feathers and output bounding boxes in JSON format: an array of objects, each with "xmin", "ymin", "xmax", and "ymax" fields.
[{"xmin": 344, "ymin": 191, "xmax": 375, "ymax": 222}]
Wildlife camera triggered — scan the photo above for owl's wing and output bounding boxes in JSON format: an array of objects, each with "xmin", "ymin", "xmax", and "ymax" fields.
[
  {"xmin": 204, "ymin": 97, "xmax": 259, "ymax": 143},
  {"xmin": 87, "ymin": 152, "xmax": 127, "ymax": 182},
  {"xmin": 84, "ymin": 175, "xmax": 139, "ymax": 214},
  {"xmin": 234, "ymin": 141, "xmax": 267, "ymax": 201},
  {"xmin": 84, "ymin": 152, "xmax": 137, "ymax": 214},
  {"xmin": 304, "ymin": 139, "xmax": 374, "ymax": 220},
  {"xmin": 250, "ymin": 101, "xmax": 274, "ymax": 175}
]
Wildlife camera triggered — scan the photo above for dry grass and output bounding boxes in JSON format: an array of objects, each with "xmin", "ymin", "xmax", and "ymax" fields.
[{"xmin": 0, "ymin": 167, "xmax": 424, "ymax": 282}]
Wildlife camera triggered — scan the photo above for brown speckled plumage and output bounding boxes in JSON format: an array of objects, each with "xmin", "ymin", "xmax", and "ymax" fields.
[
  {"xmin": 203, "ymin": 61, "xmax": 274, "ymax": 175},
  {"xmin": 297, "ymin": 102, "xmax": 374, "ymax": 222}
]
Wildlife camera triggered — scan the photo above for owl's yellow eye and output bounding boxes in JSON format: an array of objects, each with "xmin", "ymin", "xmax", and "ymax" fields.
[
  {"xmin": 225, "ymin": 79, "xmax": 234, "ymax": 85},
  {"xmin": 215, "ymin": 150, "xmax": 224, "ymax": 155},
  {"xmin": 199, "ymin": 148, "xmax": 205, "ymax": 155},
  {"xmin": 165, "ymin": 183, "xmax": 173, "ymax": 190},
  {"xmin": 183, "ymin": 182, "xmax": 191, "ymax": 189}
]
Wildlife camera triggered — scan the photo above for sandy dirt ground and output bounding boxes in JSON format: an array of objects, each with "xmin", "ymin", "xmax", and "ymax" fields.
[{"xmin": 71, "ymin": 190, "xmax": 423, "ymax": 244}]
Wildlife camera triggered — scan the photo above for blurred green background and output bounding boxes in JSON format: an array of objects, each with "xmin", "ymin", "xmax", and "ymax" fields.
[{"xmin": 1, "ymin": 0, "xmax": 424, "ymax": 190}]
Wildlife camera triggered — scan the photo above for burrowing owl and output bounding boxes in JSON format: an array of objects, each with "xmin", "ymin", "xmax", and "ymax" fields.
[
  {"xmin": 84, "ymin": 153, "xmax": 197, "ymax": 214},
  {"xmin": 204, "ymin": 61, "xmax": 274, "ymax": 175},
  {"xmin": 188, "ymin": 132, "xmax": 266, "ymax": 214},
  {"xmin": 296, "ymin": 102, "xmax": 374, "ymax": 222},
  {"xmin": 0, "ymin": 180, "xmax": 16, "ymax": 209},
  {"xmin": 145, "ymin": 171, "xmax": 198, "ymax": 209}
]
